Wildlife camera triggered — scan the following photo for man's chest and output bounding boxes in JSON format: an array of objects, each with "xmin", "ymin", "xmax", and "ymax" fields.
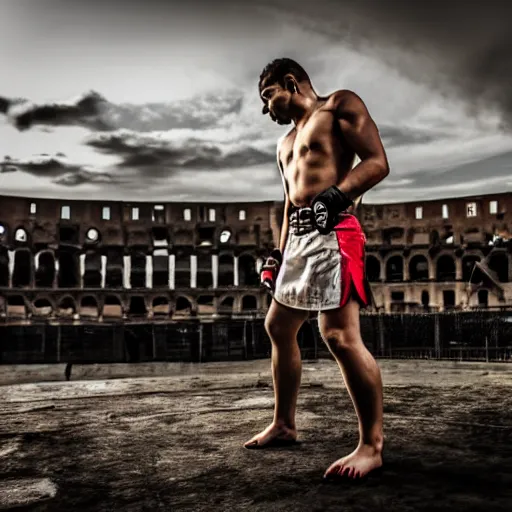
[{"xmin": 280, "ymin": 110, "xmax": 339, "ymax": 168}]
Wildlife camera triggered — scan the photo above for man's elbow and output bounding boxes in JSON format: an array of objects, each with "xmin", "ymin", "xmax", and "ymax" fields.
[{"xmin": 374, "ymin": 157, "xmax": 389, "ymax": 181}]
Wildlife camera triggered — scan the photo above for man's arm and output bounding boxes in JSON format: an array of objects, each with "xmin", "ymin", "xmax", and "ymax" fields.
[
  {"xmin": 277, "ymin": 148, "xmax": 290, "ymax": 253},
  {"xmin": 279, "ymin": 193, "xmax": 290, "ymax": 253},
  {"xmin": 334, "ymin": 90, "xmax": 389, "ymax": 199}
]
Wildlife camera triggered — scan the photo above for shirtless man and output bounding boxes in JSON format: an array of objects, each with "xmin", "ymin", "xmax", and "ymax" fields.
[{"xmin": 244, "ymin": 58, "xmax": 389, "ymax": 482}]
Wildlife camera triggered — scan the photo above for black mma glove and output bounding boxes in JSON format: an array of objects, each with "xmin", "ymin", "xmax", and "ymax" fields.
[
  {"xmin": 311, "ymin": 186, "xmax": 353, "ymax": 234},
  {"xmin": 260, "ymin": 249, "xmax": 283, "ymax": 294}
]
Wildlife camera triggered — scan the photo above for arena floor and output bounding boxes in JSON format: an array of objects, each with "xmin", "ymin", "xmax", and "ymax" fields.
[{"xmin": 1, "ymin": 359, "xmax": 512, "ymax": 511}]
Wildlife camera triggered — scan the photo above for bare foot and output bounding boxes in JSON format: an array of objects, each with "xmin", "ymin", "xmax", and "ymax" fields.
[
  {"xmin": 244, "ymin": 423, "xmax": 298, "ymax": 449},
  {"xmin": 323, "ymin": 444, "xmax": 383, "ymax": 481}
]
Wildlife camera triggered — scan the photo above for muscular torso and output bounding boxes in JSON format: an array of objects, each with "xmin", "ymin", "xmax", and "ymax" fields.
[{"xmin": 278, "ymin": 95, "xmax": 359, "ymax": 209}]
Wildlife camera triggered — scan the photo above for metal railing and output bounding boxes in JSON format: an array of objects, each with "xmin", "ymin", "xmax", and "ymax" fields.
[{"xmin": 0, "ymin": 311, "xmax": 511, "ymax": 364}]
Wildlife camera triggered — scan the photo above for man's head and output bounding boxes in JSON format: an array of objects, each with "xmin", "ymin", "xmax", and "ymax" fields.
[{"xmin": 258, "ymin": 58, "xmax": 311, "ymax": 125}]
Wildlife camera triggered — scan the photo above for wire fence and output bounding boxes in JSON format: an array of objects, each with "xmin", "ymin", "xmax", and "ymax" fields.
[{"xmin": 0, "ymin": 311, "xmax": 511, "ymax": 364}]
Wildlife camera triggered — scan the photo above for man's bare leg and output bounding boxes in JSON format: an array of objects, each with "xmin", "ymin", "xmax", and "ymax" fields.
[
  {"xmin": 244, "ymin": 299, "xmax": 309, "ymax": 448},
  {"xmin": 319, "ymin": 297, "xmax": 384, "ymax": 479}
]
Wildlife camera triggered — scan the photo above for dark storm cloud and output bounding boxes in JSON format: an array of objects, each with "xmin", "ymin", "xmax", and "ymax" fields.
[
  {"xmin": 20, "ymin": 0, "xmax": 512, "ymax": 125},
  {"xmin": 55, "ymin": 170, "xmax": 119, "ymax": 187},
  {"xmin": 0, "ymin": 155, "xmax": 116, "ymax": 186},
  {"xmin": 268, "ymin": 0, "xmax": 512, "ymax": 126},
  {"xmin": 396, "ymin": 151, "xmax": 512, "ymax": 190},
  {"xmin": 0, "ymin": 91, "xmax": 244, "ymax": 132},
  {"xmin": 85, "ymin": 130, "xmax": 274, "ymax": 174},
  {"xmin": 1, "ymin": 91, "xmax": 112, "ymax": 131}
]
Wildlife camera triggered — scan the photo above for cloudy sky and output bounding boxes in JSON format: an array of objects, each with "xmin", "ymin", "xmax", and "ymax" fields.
[{"xmin": 1, "ymin": 0, "xmax": 512, "ymax": 204}]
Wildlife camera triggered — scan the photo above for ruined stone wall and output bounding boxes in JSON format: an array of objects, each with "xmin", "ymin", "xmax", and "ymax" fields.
[{"xmin": 0, "ymin": 192, "xmax": 511, "ymax": 320}]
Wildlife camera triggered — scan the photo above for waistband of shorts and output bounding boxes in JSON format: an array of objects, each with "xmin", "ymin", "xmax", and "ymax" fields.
[{"xmin": 287, "ymin": 206, "xmax": 357, "ymax": 236}]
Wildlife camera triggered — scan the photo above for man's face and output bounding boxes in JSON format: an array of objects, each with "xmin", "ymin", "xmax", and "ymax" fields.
[{"xmin": 260, "ymin": 80, "xmax": 293, "ymax": 125}]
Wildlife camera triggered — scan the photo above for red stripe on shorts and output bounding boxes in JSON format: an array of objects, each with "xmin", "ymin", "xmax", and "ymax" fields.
[{"xmin": 334, "ymin": 214, "xmax": 369, "ymax": 308}]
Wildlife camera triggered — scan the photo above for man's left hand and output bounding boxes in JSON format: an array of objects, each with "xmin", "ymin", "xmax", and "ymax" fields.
[{"xmin": 311, "ymin": 186, "xmax": 353, "ymax": 234}]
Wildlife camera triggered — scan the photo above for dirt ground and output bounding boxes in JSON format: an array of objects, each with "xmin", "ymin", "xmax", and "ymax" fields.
[{"xmin": 1, "ymin": 359, "xmax": 512, "ymax": 511}]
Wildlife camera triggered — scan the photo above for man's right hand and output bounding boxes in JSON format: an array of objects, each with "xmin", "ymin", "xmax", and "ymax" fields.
[{"xmin": 260, "ymin": 249, "xmax": 283, "ymax": 294}]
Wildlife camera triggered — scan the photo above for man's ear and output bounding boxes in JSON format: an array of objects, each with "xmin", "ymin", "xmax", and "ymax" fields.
[{"xmin": 284, "ymin": 74, "xmax": 299, "ymax": 94}]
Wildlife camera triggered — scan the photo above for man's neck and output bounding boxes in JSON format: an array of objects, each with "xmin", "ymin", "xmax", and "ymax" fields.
[{"xmin": 291, "ymin": 87, "xmax": 319, "ymax": 127}]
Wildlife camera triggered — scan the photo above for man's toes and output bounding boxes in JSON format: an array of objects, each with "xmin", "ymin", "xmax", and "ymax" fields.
[{"xmin": 324, "ymin": 463, "xmax": 340, "ymax": 478}]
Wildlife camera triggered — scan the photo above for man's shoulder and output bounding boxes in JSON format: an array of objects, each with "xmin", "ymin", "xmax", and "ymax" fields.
[{"xmin": 325, "ymin": 89, "xmax": 366, "ymax": 112}]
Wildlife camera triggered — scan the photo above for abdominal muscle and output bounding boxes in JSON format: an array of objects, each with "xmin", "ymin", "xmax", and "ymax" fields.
[{"xmin": 286, "ymin": 158, "xmax": 351, "ymax": 208}]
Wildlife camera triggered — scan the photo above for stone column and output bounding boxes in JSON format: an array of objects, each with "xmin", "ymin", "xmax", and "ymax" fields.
[
  {"xmin": 455, "ymin": 257, "xmax": 462, "ymax": 280},
  {"xmin": 100, "ymin": 255, "xmax": 107, "ymax": 288},
  {"xmin": 7, "ymin": 250, "xmax": 15, "ymax": 287},
  {"xmin": 190, "ymin": 254, "xmax": 197, "ymax": 288},
  {"xmin": 123, "ymin": 255, "xmax": 131, "ymax": 288},
  {"xmin": 234, "ymin": 255, "xmax": 239, "ymax": 286},
  {"xmin": 31, "ymin": 252, "xmax": 38, "ymax": 288},
  {"xmin": 53, "ymin": 258, "xmax": 59, "ymax": 289},
  {"xmin": 403, "ymin": 258, "xmax": 410, "ymax": 281},
  {"xmin": 79, "ymin": 254, "xmax": 86, "ymax": 288},
  {"xmin": 379, "ymin": 258, "xmax": 386, "ymax": 281},
  {"xmin": 145, "ymin": 255, "xmax": 153, "ymax": 289},
  {"xmin": 169, "ymin": 254, "xmax": 175, "ymax": 289},
  {"xmin": 429, "ymin": 258, "xmax": 436, "ymax": 280},
  {"xmin": 212, "ymin": 254, "xmax": 218, "ymax": 288}
]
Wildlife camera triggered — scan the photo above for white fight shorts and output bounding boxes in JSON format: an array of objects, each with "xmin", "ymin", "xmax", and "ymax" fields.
[{"xmin": 273, "ymin": 206, "xmax": 371, "ymax": 311}]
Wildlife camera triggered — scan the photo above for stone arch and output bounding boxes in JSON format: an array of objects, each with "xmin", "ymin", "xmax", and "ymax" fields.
[
  {"xmin": 13, "ymin": 225, "xmax": 30, "ymax": 245},
  {"xmin": 6, "ymin": 295, "xmax": 27, "ymax": 317},
  {"xmin": 83, "ymin": 250, "xmax": 102, "ymax": 288},
  {"xmin": 35, "ymin": 250, "xmax": 56, "ymax": 288},
  {"xmin": 487, "ymin": 251, "xmax": 509, "ymax": 282},
  {"xmin": 12, "ymin": 248, "xmax": 32, "ymax": 287},
  {"xmin": 80, "ymin": 295, "xmax": 99, "ymax": 317},
  {"xmin": 152, "ymin": 296, "xmax": 170, "ymax": 316},
  {"xmin": 130, "ymin": 251, "xmax": 147, "ymax": 288},
  {"xmin": 58, "ymin": 296, "xmax": 77, "ymax": 316},
  {"xmin": 196, "ymin": 252, "xmax": 213, "ymax": 288},
  {"xmin": 477, "ymin": 289, "xmax": 489, "ymax": 307},
  {"xmin": 128, "ymin": 296, "xmax": 147, "ymax": 316},
  {"xmin": 421, "ymin": 290, "xmax": 429, "ymax": 308},
  {"xmin": 238, "ymin": 253, "xmax": 258, "ymax": 286},
  {"xmin": 241, "ymin": 295, "xmax": 258, "ymax": 311},
  {"xmin": 104, "ymin": 295, "xmax": 123, "ymax": 317},
  {"xmin": 219, "ymin": 295, "xmax": 234, "ymax": 313},
  {"xmin": 175, "ymin": 296, "xmax": 193, "ymax": 315},
  {"xmin": 218, "ymin": 253, "xmax": 234, "ymax": 287},
  {"xmin": 0, "ymin": 247, "xmax": 8, "ymax": 287},
  {"xmin": 152, "ymin": 249, "xmax": 169, "ymax": 288},
  {"xmin": 32, "ymin": 297, "xmax": 54, "ymax": 316},
  {"xmin": 0, "ymin": 222, "xmax": 9, "ymax": 242},
  {"xmin": 105, "ymin": 249, "xmax": 123, "ymax": 288},
  {"xmin": 436, "ymin": 254, "xmax": 456, "ymax": 281},
  {"xmin": 385, "ymin": 254, "xmax": 403, "ymax": 282},
  {"xmin": 365, "ymin": 255, "xmax": 381, "ymax": 282},
  {"xmin": 409, "ymin": 254, "xmax": 429, "ymax": 281},
  {"xmin": 197, "ymin": 295, "xmax": 215, "ymax": 314},
  {"xmin": 174, "ymin": 251, "xmax": 191, "ymax": 288},
  {"xmin": 462, "ymin": 254, "xmax": 481, "ymax": 282},
  {"xmin": 58, "ymin": 249, "xmax": 80, "ymax": 288}
]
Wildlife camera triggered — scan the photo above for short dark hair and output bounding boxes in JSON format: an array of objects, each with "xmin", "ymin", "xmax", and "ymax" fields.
[{"xmin": 258, "ymin": 58, "xmax": 310, "ymax": 93}]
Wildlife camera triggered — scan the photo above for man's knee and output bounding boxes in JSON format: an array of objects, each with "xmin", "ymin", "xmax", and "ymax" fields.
[
  {"xmin": 264, "ymin": 314, "xmax": 288, "ymax": 343},
  {"xmin": 321, "ymin": 326, "xmax": 360, "ymax": 354}
]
